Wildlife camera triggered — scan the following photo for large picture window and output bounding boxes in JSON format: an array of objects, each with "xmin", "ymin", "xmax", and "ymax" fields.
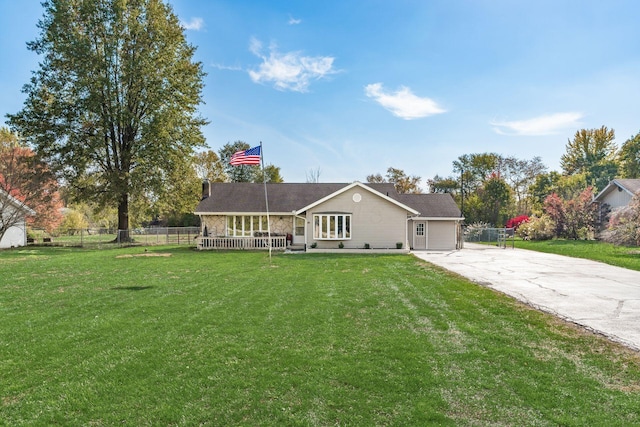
[
  {"xmin": 226, "ymin": 215, "xmax": 269, "ymax": 237},
  {"xmin": 313, "ymin": 214, "xmax": 351, "ymax": 240}
]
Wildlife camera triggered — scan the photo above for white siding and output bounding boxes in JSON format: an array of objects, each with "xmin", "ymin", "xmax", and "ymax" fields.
[
  {"xmin": 0, "ymin": 219, "xmax": 27, "ymax": 249},
  {"xmin": 306, "ymin": 187, "xmax": 408, "ymax": 249},
  {"xmin": 601, "ymin": 189, "xmax": 633, "ymax": 210}
]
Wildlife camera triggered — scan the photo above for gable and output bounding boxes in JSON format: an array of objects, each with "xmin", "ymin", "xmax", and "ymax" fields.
[
  {"xmin": 0, "ymin": 189, "xmax": 36, "ymax": 216},
  {"xmin": 594, "ymin": 179, "xmax": 640, "ymax": 209},
  {"xmin": 295, "ymin": 182, "xmax": 418, "ymax": 215}
]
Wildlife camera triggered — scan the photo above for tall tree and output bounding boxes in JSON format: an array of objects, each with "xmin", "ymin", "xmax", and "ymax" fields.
[
  {"xmin": 8, "ymin": 0, "xmax": 206, "ymax": 236},
  {"xmin": 193, "ymin": 150, "xmax": 228, "ymax": 182},
  {"xmin": 453, "ymin": 152, "xmax": 501, "ymax": 206},
  {"xmin": 560, "ymin": 126, "xmax": 618, "ymax": 191},
  {"xmin": 254, "ymin": 164, "xmax": 283, "ymax": 183},
  {"xmin": 218, "ymin": 141, "xmax": 253, "ymax": 182},
  {"xmin": 366, "ymin": 167, "xmax": 421, "ymax": 193},
  {"xmin": 618, "ymin": 131, "xmax": 640, "ymax": 179},
  {"xmin": 218, "ymin": 141, "xmax": 283, "ymax": 183},
  {"xmin": 478, "ymin": 173, "xmax": 513, "ymax": 226},
  {"xmin": 427, "ymin": 175, "xmax": 459, "ymax": 194},
  {"xmin": 503, "ymin": 156, "xmax": 547, "ymax": 215}
]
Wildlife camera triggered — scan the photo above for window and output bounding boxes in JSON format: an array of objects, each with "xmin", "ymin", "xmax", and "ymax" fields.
[
  {"xmin": 226, "ymin": 215, "xmax": 269, "ymax": 236},
  {"xmin": 313, "ymin": 214, "xmax": 351, "ymax": 240},
  {"xmin": 295, "ymin": 217, "xmax": 305, "ymax": 236},
  {"xmin": 416, "ymin": 223, "xmax": 425, "ymax": 236}
]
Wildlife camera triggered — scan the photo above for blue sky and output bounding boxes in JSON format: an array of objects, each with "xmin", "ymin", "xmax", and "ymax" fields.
[{"xmin": 2, "ymin": 1, "xmax": 640, "ymax": 186}]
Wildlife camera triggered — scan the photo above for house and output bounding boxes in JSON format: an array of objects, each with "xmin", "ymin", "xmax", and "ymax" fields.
[
  {"xmin": 0, "ymin": 188, "xmax": 36, "ymax": 249},
  {"xmin": 593, "ymin": 179, "xmax": 640, "ymax": 210},
  {"xmin": 194, "ymin": 181, "xmax": 463, "ymax": 251}
]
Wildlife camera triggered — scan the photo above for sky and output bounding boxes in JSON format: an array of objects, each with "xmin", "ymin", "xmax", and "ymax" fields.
[{"xmin": 2, "ymin": 1, "xmax": 640, "ymax": 187}]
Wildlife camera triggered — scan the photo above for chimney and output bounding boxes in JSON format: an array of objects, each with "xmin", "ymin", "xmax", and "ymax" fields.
[{"xmin": 201, "ymin": 179, "xmax": 211, "ymax": 200}]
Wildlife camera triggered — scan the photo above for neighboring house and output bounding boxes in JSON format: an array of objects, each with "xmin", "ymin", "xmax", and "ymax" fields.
[
  {"xmin": 194, "ymin": 181, "xmax": 463, "ymax": 251},
  {"xmin": 0, "ymin": 188, "xmax": 36, "ymax": 249},
  {"xmin": 593, "ymin": 179, "xmax": 640, "ymax": 222}
]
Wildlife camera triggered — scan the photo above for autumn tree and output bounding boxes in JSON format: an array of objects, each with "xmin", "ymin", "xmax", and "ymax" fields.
[
  {"xmin": 560, "ymin": 126, "xmax": 618, "ymax": 191},
  {"xmin": 529, "ymin": 171, "xmax": 588, "ymax": 214},
  {"xmin": 618, "ymin": 131, "xmax": 640, "ymax": 179},
  {"xmin": 8, "ymin": 0, "xmax": 206, "ymax": 236},
  {"xmin": 1, "ymin": 134, "xmax": 63, "ymax": 239},
  {"xmin": 366, "ymin": 167, "xmax": 422, "ymax": 193},
  {"xmin": 543, "ymin": 188, "xmax": 599, "ymax": 239}
]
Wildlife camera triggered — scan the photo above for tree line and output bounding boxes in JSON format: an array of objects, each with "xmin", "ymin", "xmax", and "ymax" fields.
[{"xmin": 427, "ymin": 126, "xmax": 640, "ymax": 240}]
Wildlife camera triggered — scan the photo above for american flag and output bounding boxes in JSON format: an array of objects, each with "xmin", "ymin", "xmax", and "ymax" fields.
[{"xmin": 230, "ymin": 145, "xmax": 261, "ymax": 166}]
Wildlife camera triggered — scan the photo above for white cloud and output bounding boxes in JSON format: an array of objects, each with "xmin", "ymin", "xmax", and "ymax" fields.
[
  {"xmin": 211, "ymin": 63, "xmax": 243, "ymax": 71},
  {"xmin": 490, "ymin": 112, "xmax": 584, "ymax": 136},
  {"xmin": 288, "ymin": 15, "xmax": 302, "ymax": 25},
  {"xmin": 364, "ymin": 83, "xmax": 446, "ymax": 120},
  {"xmin": 181, "ymin": 17, "xmax": 203, "ymax": 31},
  {"xmin": 248, "ymin": 38, "xmax": 337, "ymax": 92}
]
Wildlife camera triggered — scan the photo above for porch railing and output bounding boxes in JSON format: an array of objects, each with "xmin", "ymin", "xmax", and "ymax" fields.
[{"xmin": 197, "ymin": 236, "xmax": 288, "ymax": 250}]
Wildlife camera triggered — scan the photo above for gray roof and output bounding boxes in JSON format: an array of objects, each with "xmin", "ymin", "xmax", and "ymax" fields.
[
  {"xmin": 615, "ymin": 179, "xmax": 640, "ymax": 195},
  {"xmin": 594, "ymin": 179, "xmax": 640, "ymax": 202},
  {"xmin": 194, "ymin": 182, "xmax": 461, "ymax": 218},
  {"xmin": 398, "ymin": 193, "xmax": 462, "ymax": 218}
]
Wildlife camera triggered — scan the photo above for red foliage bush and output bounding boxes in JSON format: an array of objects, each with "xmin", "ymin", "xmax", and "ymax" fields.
[{"xmin": 505, "ymin": 215, "xmax": 530, "ymax": 230}]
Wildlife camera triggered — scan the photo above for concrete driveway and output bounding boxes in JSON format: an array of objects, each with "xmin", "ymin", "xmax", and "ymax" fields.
[{"xmin": 412, "ymin": 243, "xmax": 640, "ymax": 351}]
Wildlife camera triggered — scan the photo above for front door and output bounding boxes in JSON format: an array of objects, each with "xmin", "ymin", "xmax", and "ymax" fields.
[
  {"xmin": 414, "ymin": 221, "xmax": 427, "ymax": 249},
  {"xmin": 293, "ymin": 217, "xmax": 305, "ymax": 245}
]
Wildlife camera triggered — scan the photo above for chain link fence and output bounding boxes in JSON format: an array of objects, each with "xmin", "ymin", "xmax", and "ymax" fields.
[
  {"xmin": 28, "ymin": 227, "xmax": 199, "ymax": 248},
  {"xmin": 464, "ymin": 226, "xmax": 515, "ymax": 249}
]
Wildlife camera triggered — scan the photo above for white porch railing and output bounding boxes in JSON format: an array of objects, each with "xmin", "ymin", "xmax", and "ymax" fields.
[{"xmin": 197, "ymin": 236, "xmax": 288, "ymax": 250}]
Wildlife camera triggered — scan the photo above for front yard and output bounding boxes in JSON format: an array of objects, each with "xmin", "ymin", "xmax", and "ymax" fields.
[{"xmin": 1, "ymin": 246, "xmax": 639, "ymax": 425}]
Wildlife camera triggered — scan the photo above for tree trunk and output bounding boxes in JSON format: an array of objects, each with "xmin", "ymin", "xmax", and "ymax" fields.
[{"xmin": 118, "ymin": 192, "xmax": 131, "ymax": 242}]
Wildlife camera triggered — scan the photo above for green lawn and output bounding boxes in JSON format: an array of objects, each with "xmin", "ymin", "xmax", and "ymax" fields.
[
  {"xmin": 515, "ymin": 239, "xmax": 640, "ymax": 271},
  {"xmin": 1, "ymin": 246, "xmax": 639, "ymax": 426}
]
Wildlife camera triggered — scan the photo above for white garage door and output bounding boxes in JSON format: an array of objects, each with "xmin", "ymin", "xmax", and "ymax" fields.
[{"xmin": 427, "ymin": 221, "xmax": 455, "ymax": 250}]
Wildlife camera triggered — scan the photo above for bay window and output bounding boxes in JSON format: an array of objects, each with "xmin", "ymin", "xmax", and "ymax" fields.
[{"xmin": 313, "ymin": 213, "xmax": 351, "ymax": 240}]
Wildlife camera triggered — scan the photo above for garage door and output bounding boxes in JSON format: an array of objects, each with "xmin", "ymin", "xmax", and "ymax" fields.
[{"xmin": 427, "ymin": 221, "xmax": 455, "ymax": 250}]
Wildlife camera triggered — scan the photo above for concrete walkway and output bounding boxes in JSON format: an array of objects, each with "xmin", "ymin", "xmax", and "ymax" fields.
[{"xmin": 412, "ymin": 243, "xmax": 640, "ymax": 351}]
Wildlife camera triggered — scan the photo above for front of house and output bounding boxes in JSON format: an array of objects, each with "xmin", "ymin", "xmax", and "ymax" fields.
[{"xmin": 194, "ymin": 181, "xmax": 463, "ymax": 252}]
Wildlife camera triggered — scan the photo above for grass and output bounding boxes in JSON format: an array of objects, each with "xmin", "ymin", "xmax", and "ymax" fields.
[
  {"xmin": 515, "ymin": 239, "xmax": 640, "ymax": 271},
  {"xmin": 1, "ymin": 246, "xmax": 640, "ymax": 425}
]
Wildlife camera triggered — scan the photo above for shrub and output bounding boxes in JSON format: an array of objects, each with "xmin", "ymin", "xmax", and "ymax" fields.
[
  {"xmin": 516, "ymin": 215, "xmax": 555, "ymax": 241},
  {"xmin": 464, "ymin": 222, "xmax": 491, "ymax": 242},
  {"xmin": 600, "ymin": 194, "xmax": 640, "ymax": 246},
  {"xmin": 506, "ymin": 215, "xmax": 530, "ymax": 231}
]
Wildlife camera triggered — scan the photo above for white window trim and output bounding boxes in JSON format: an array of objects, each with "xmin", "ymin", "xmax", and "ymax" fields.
[
  {"xmin": 226, "ymin": 215, "xmax": 269, "ymax": 237},
  {"xmin": 313, "ymin": 213, "xmax": 351, "ymax": 240}
]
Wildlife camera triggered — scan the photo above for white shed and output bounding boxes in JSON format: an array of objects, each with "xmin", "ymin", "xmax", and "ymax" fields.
[{"xmin": 0, "ymin": 189, "xmax": 36, "ymax": 249}]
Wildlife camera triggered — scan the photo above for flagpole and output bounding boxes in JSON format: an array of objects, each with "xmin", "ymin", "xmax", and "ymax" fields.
[{"xmin": 260, "ymin": 141, "xmax": 272, "ymax": 261}]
